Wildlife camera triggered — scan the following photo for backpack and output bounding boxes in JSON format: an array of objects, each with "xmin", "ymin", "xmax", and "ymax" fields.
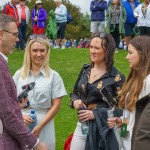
[{"xmin": 67, "ymin": 11, "xmax": 72, "ymax": 24}]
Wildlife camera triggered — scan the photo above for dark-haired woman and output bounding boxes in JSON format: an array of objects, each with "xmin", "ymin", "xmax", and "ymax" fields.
[
  {"xmin": 70, "ymin": 33, "xmax": 125, "ymax": 150},
  {"xmin": 108, "ymin": 36, "xmax": 150, "ymax": 150},
  {"xmin": 106, "ymin": 0, "xmax": 126, "ymax": 51}
]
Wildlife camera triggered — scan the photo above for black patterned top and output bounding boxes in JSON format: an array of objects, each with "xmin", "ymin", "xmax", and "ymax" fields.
[{"xmin": 70, "ymin": 64, "xmax": 125, "ymax": 109}]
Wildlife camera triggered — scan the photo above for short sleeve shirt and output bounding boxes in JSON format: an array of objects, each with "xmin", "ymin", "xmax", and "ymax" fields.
[{"xmin": 13, "ymin": 68, "xmax": 67, "ymax": 110}]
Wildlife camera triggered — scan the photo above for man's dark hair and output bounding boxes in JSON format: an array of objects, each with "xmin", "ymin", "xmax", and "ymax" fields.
[{"xmin": 0, "ymin": 14, "xmax": 17, "ymax": 30}]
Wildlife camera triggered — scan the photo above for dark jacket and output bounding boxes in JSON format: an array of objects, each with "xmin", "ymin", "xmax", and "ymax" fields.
[
  {"xmin": 85, "ymin": 108, "xmax": 121, "ymax": 150},
  {"xmin": 70, "ymin": 64, "xmax": 125, "ymax": 108},
  {"xmin": 90, "ymin": 0, "xmax": 108, "ymax": 21},
  {"xmin": 131, "ymin": 94, "xmax": 150, "ymax": 150},
  {"xmin": 122, "ymin": 0, "xmax": 140, "ymax": 24}
]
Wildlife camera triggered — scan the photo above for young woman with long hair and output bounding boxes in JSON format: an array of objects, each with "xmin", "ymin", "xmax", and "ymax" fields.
[{"xmin": 108, "ymin": 36, "xmax": 150, "ymax": 150}]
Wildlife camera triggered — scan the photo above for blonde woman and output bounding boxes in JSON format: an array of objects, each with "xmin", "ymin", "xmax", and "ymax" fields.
[{"xmin": 13, "ymin": 35, "xmax": 67, "ymax": 150}]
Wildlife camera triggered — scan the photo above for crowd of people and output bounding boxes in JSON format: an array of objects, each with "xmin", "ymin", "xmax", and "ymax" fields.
[
  {"xmin": 1, "ymin": 0, "xmax": 68, "ymax": 50},
  {"xmin": 90, "ymin": 0, "xmax": 150, "ymax": 51},
  {"xmin": 1, "ymin": 0, "xmax": 150, "ymax": 51},
  {"xmin": 1, "ymin": 0, "xmax": 150, "ymax": 150}
]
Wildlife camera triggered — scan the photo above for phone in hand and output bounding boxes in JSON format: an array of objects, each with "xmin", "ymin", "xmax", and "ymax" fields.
[{"xmin": 100, "ymin": 87, "xmax": 116, "ymax": 108}]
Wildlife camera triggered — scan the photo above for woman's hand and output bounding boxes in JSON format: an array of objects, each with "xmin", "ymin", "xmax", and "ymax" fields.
[
  {"xmin": 107, "ymin": 117, "xmax": 122, "ymax": 129},
  {"xmin": 78, "ymin": 109, "xmax": 95, "ymax": 122},
  {"xmin": 34, "ymin": 16, "xmax": 37, "ymax": 21},
  {"xmin": 73, "ymin": 100, "xmax": 86, "ymax": 110},
  {"xmin": 18, "ymin": 97, "xmax": 28, "ymax": 109},
  {"xmin": 32, "ymin": 125, "xmax": 42, "ymax": 137},
  {"xmin": 23, "ymin": 115, "xmax": 33, "ymax": 126}
]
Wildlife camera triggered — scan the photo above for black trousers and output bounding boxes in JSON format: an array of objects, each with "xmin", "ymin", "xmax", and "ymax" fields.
[
  {"xmin": 110, "ymin": 24, "xmax": 120, "ymax": 49},
  {"xmin": 139, "ymin": 26, "xmax": 150, "ymax": 36}
]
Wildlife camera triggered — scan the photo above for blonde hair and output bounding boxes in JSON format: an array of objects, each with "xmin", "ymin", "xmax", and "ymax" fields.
[
  {"xmin": 119, "ymin": 36, "xmax": 150, "ymax": 111},
  {"xmin": 20, "ymin": 37, "xmax": 50, "ymax": 79}
]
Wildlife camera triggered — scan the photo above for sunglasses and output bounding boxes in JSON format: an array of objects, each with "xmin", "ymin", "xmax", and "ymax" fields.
[
  {"xmin": 27, "ymin": 34, "xmax": 49, "ymax": 43},
  {"xmin": 28, "ymin": 34, "xmax": 48, "ymax": 40},
  {"xmin": 91, "ymin": 32, "xmax": 106, "ymax": 38}
]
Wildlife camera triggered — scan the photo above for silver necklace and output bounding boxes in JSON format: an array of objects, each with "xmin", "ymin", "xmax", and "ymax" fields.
[{"xmin": 93, "ymin": 72, "xmax": 102, "ymax": 77}]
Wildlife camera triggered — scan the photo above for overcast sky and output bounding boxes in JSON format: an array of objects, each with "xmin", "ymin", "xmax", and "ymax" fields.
[{"xmin": 69, "ymin": 0, "xmax": 91, "ymax": 15}]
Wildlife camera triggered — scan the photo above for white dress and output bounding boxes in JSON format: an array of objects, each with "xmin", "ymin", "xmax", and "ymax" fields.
[{"xmin": 13, "ymin": 68, "xmax": 67, "ymax": 150}]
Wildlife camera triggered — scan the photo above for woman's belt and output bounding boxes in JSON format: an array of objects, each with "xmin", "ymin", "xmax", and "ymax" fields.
[{"xmin": 23, "ymin": 105, "xmax": 49, "ymax": 112}]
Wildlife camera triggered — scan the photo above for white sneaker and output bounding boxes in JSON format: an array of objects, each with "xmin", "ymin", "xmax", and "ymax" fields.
[
  {"xmin": 61, "ymin": 46, "xmax": 65, "ymax": 49},
  {"xmin": 115, "ymin": 48, "xmax": 119, "ymax": 53},
  {"xmin": 53, "ymin": 46, "xmax": 60, "ymax": 49}
]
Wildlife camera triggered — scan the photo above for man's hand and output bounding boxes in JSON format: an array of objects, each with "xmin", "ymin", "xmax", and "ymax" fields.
[
  {"xmin": 18, "ymin": 97, "xmax": 28, "ymax": 109},
  {"xmin": 34, "ymin": 142, "xmax": 49, "ymax": 150}
]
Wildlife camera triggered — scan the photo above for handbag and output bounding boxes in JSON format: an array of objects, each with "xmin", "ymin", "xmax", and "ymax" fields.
[
  {"xmin": 64, "ymin": 133, "xmax": 74, "ymax": 150},
  {"xmin": 133, "ymin": 25, "xmax": 140, "ymax": 35},
  {"xmin": 110, "ymin": 24, "xmax": 116, "ymax": 32}
]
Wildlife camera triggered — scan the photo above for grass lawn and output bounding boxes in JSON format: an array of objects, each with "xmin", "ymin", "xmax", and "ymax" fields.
[{"xmin": 8, "ymin": 48, "xmax": 129, "ymax": 150}]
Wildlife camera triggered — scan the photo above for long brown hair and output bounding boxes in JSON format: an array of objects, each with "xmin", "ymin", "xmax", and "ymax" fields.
[
  {"xmin": 119, "ymin": 36, "xmax": 150, "ymax": 111},
  {"xmin": 90, "ymin": 32, "xmax": 116, "ymax": 71}
]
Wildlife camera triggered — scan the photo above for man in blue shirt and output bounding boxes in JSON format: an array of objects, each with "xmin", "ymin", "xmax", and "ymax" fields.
[{"xmin": 122, "ymin": 0, "xmax": 140, "ymax": 50}]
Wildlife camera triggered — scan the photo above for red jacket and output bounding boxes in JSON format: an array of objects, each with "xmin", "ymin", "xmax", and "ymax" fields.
[{"xmin": 3, "ymin": 3, "xmax": 19, "ymax": 27}]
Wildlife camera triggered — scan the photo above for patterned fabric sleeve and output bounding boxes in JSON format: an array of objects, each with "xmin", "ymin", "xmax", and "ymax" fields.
[
  {"xmin": 70, "ymin": 65, "xmax": 85, "ymax": 108},
  {"xmin": 113, "ymin": 73, "xmax": 126, "ymax": 104}
]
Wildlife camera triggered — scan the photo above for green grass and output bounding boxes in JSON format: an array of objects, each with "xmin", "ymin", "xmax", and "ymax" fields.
[{"xmin": 8, "ymin": 48, "xmax": 129, "ymax": 150}]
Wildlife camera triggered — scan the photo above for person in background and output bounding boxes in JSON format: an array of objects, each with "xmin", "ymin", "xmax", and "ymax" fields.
[
  {"xmin": 54, "ymin": 0, "xmax": 67, "ymax": 49},
  {"xmin": 106, "ymin": 0, "xmax": 126, "ymax": 52},
  {"xmin": 90, "ymin": 0, "xmax": 108, "ymax": 34},
  {"xmin": 72, "ymin": 39, "xmax": 77, "ymax": 48},
  {"xmin": 13, "ymin": 35, "xmax": 67, "ymax": 150},
  {"xmin": 122, "ymin": 0, "xmax": 140, "ymax": 50},
  {"xmin": 77, "ymin": 39, "xmax": 84, "ymax": 48},
  {"xmin": 70, "ymin": 33, "xmax": 125, "ymax": 150},
  {"xmin": 16, "ymin": 0, "xmax": 30, "ymax": 50},
  {"xmin": 32, "ymin": 0, "xmax": 47, "ymax": 34},
  {"xmin": 2, "ymin": 0, "xmax": 24, "ymax": 50},
  {"xmin": 0, "ymin": 14, "xmax": 48, "ymax": 150},
  {"xmin": 108, "ymin": 36, "xmax": 150, "ymax": 150},
  {"xmin": 134, "ymin": 0, "xmax": 150, "ymax": 36},
  {"xmin": 65, "ymin": 39, "xmax": 72, "ymax": 48},
  {"xmin": 3, "ymin": 0, "xmax": 19, "ymax": 21}
]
